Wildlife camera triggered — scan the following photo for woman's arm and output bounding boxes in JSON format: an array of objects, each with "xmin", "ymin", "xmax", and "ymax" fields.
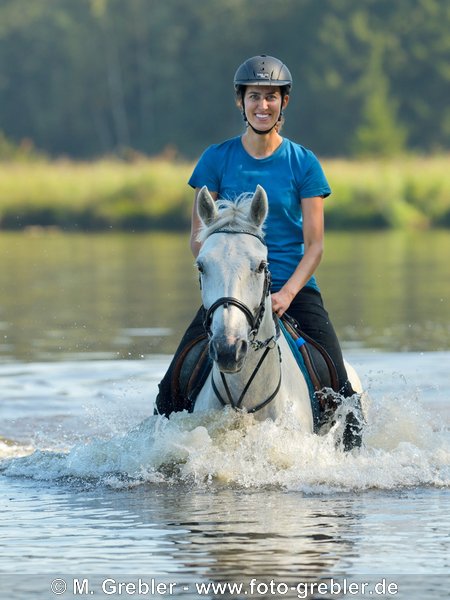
[
  {"xmin": 190, "ymin": 187, "xmax": 219, "ymax": 258},
  {"xmin": 271, "ymin": 195, "xmax": 324, "ymax": 316}
]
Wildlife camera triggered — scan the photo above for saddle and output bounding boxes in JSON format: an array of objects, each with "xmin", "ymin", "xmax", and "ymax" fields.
[
  {"xmin": 169, "ymin": 313, "xmax": 340, "ymax": 415},
  {"xmin": 170, "ymin": 333, "xmax": 211, "ymax": 412}
]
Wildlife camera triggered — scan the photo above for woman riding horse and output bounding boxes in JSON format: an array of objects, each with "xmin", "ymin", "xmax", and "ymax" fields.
[{"xmin": 155, "ymin": 54, "xmax": 362, "ymax": 449}]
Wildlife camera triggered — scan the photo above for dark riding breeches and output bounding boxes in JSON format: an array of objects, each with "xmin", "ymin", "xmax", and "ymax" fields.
[{"xmin": 154, "ymin": 287, "xmax": 353, "ymax": 416}]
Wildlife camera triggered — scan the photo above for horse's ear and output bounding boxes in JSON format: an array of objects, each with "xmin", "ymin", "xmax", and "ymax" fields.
[
  {"xmin": 197, "ymin": 186, "xmax": 218, "ymax": 225},
  {"xmin": 249, "ymin": 185, "xmax": 268, "ymax": 227}
]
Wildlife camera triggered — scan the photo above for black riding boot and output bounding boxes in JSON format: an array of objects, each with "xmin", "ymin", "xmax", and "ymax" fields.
[
  {"xmin": 317, "ymin": 381, "xmax": 363, "ymax": 451},
  {"xmin": 154, "ymin": 307, "xmax": 206, "ymax": 417},
  {"xmin": 285, "ymin": 288, "xmax": 364, "ymax": 452}
]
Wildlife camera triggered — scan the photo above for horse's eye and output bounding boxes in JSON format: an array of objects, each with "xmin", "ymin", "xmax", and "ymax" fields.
[
  {"xmin": 256, "ymin": 260, "xmax": 267, "ymax": 273},
  {"xmin": 196, "ymin": 262, "xmax": 204, "ymax": 274}
]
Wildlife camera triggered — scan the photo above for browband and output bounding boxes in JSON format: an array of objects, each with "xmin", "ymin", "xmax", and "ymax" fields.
[{"xmin": 208, "ymin": 228, "xmax": 266, "ymax": 246}]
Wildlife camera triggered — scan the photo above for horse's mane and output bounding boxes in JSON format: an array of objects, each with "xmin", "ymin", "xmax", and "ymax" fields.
[{"xmin": 197, "ymin": 194, "xmax": 265, "ymax": 243}]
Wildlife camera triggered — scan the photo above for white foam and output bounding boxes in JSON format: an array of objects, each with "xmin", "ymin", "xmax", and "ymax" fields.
[
  {"xmin": 2, "ymin": 389, "xmax": 449, "ymax": 493},
  {"xmin": 0, "ymin": 439, "xmax": 35, "ymax": 460}
]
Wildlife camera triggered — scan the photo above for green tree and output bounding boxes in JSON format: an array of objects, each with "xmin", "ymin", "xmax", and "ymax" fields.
[
  {"xmin": 0, "ymin": 0, "xmax": 448, "ymax": 158},
  {"xmin": 353, "ymin": 76, "xmax": 407, "ymax": 157},
  {"xmin": 349, "ymin": 11, "xmax": 407, "ymax": 157}
]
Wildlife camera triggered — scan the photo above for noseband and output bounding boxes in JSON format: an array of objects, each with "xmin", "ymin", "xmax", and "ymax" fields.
[{"xmin": 202, "ymin": 229, "xmax": 271, "ymax": 347}]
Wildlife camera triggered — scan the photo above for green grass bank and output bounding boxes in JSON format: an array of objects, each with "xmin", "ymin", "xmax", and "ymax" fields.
[{"xmin": 0, "ymin": 156, "xmax": 449, "ymax": 231}]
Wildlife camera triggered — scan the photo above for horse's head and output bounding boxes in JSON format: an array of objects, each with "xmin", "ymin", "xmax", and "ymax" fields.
[{"xmin": 196, "ymin": 185, "xmax": 271, "ymax": 373}]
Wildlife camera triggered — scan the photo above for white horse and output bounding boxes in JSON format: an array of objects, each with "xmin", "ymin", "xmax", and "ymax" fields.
[{"xmin": 192, "ymin": 185, "xmax": 363, "ymax": 441}]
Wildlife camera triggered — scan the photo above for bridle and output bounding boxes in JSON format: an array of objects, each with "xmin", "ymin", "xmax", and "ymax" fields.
[
  {"xmin": 201, "ymin": 228, "xmax": 282, "ymax": 413},
  {"xmin": 211, "ymin": 344, "xmax": 282, "ymax": 414},
  {"xmin": 202, "ymin": 229, "xmax": 272, "ymax": 347}
]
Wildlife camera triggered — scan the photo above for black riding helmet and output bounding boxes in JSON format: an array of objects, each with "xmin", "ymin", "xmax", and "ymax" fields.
[
  {"xmin": 234, "ymin": 54, "xmax": 292, "ymax": 91},
  {"xmin": 233, "ymin": 55, "xmax": 292, "ymax": 134}
]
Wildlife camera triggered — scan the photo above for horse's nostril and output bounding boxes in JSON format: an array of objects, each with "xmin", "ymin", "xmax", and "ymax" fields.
[
  {"xmin": 236, "ymin": 339, "xmax": 248, "ymax": 362},
  {"xmin": 209, "ymin": 341, "xmax": 219, "ymax": 363}
]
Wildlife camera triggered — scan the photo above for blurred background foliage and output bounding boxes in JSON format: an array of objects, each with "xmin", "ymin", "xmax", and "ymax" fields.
[
  {"xmin": 0, "ymin": 0, "xmax": 449, "ymax": 160},
  {"xmin": 0, "ymin": 0, "xmax": 449, "ymax": 231}
]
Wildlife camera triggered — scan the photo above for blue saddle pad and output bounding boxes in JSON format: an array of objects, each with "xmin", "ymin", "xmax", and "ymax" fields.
[{"xmin": 279, "ymin": 321, "xmax": 321, "ymax": 430}]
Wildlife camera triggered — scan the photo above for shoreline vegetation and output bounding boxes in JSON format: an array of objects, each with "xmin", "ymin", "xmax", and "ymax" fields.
[{"xmin": 0, "ymin": 156, "xmax": 449, "ymax": 231}]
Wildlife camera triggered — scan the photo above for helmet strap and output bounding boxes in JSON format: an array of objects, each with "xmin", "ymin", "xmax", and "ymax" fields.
[{"xmin": 247, "ymin": 121, "xmax": 278, "ymax": 135}]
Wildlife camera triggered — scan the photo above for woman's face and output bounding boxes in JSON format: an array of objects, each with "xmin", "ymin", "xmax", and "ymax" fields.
[{"xmin": 241, "ymin": 85, "xmax": 289, "ymax": 132}]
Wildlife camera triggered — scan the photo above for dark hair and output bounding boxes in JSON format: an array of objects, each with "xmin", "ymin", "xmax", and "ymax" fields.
[{"xmin": 235, "ymin": 84, "xmax": 290, "ymax": 101}]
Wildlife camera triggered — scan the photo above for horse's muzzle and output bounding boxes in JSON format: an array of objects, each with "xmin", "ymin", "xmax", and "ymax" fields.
[{"xmin": 209, "ymin": 335, "xmax": 248, "ymax": 373}]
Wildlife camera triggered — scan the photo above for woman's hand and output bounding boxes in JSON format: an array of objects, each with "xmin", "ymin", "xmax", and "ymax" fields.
[{"xmin": 271, "ymin": 288, "xmax": 295, "ymax": 317}]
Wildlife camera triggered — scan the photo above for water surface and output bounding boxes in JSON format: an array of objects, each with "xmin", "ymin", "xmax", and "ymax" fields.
[
  {"xmin": 1, "ymin": 229, "xmax": 449, "ymax": 360},
  {"xmin": 1, "ymin": 231, "xmax": 449, "ymax": 599}
]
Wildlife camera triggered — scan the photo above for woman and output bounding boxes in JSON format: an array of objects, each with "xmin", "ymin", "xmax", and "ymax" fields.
[{"xmin": 156, "ymin": 55, "xmax": 361, "ymax": 448}]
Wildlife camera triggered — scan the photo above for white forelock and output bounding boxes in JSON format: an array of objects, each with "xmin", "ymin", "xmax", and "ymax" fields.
[{"xmin": 197, "ymin": 194, "xmax": 265, "ymax": 243}]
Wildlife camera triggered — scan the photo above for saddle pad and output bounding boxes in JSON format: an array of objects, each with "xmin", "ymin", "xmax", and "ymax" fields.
[{"xmin": 279, "ymin": 321, "xmax": 321, "ymax": 429}]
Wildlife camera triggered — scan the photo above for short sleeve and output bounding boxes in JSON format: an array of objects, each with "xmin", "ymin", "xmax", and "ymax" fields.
[
  {"xmin": 188, "ymin": 145, "xmax": 221, "ymax": 192},
  {"xmin": 299, "ymin": 152, "xmax": 331, "ymax": 199}
]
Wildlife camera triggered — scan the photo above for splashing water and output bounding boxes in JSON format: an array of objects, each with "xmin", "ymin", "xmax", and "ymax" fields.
[{"xmin": 2, "ymin": 388, "xmax": 449, "ymax": 493}]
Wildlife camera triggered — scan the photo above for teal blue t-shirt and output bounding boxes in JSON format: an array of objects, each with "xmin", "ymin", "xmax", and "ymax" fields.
[{"xmin": 188, "ymin": 136, "xmax": 331, "ymax": 292}]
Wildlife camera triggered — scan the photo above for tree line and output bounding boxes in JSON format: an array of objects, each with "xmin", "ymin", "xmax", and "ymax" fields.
[{"xmin": 0, "ymin": 0, "xmax": 448, "ymax": 160}]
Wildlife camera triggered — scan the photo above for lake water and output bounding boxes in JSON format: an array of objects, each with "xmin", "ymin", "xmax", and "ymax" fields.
[{"xmin": 1, "ymin": 230, "xmax": 449, "ymax": 599}]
